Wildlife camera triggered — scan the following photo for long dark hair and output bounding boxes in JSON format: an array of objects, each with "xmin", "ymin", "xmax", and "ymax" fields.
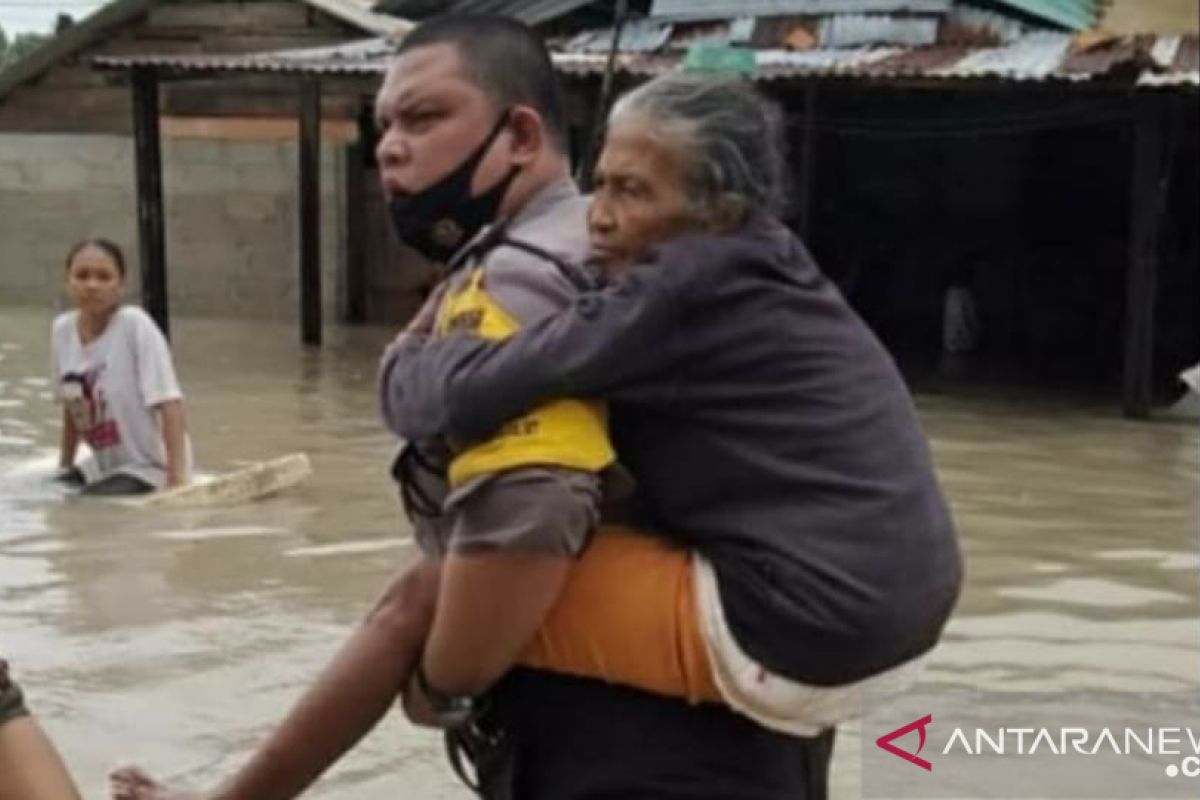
[{"xmin": 65, "ymin": 238, "xmax": 127, "ymax": 278}]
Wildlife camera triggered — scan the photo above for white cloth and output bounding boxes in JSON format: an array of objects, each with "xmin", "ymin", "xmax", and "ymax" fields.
[
  {"xmin": 942, "ymin": 286, "xmax": 980, "ymax": 355},
  {"xmin": 693, "ymin": 555, "xmax": 925, "ymax": 737},
  {"xmin": 1180, "ymin": 363, "xmax": 1200, "ymax": 394},
  {"xmin": 51, "ymin": 306, "xmax": 192, "ymax": 489}
]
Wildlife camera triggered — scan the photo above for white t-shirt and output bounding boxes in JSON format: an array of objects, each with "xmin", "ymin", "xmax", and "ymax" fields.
[{"xmin": 51, "ymin": 306, "xmax": 193, "ymax": 489}]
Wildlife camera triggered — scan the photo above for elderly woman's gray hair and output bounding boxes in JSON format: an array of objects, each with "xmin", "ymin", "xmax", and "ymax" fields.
[{"xmin": 609, "ymin": 72, "xmax": 787, "ymax": 226}]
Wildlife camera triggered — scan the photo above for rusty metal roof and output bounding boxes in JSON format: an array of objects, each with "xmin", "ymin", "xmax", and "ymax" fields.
[
  {"xmin": 989, "ymin": 0, "xmax": 1099, "ymax": 31},
  {"xmin": 378, "ymin": 0, "xmax": 598, "ymax": 25},
  {"xmin": 649, "ymin": 0, "xmax": 953, "ymax": 19},
  {"xmin": 555, "ymin": 11, "xmax": 1198, "ymax": 85},
  {"xmin": 92, "ymin": 38, "xmax": 397, "ymax": 77},
  {"xmin": 1139, "ymin": 33, "xmax": 1200, "ymax": 85},
  {"xmin": 91, "ymin": 28, "xmax": 1199, "ymax": 88}
]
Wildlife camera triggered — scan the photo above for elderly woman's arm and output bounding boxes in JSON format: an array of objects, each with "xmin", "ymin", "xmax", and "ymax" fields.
[{"xmin": 380, "ymin": 262, "xmax": 685, "ymax": 444}]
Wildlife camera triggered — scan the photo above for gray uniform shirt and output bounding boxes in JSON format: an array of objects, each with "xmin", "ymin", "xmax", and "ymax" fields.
[{"xmin": 380, "ymin": 179, "xmax": 604, "ymax": 557}]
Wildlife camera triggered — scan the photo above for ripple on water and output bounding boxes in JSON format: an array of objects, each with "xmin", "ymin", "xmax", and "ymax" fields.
[
  {"xmin": 995, "ymin": 577, "xmax": 1192, "ymax": 608},
  {"xmin": 151, "ymin": 526, "xmax": 289, "ymax": 542}
]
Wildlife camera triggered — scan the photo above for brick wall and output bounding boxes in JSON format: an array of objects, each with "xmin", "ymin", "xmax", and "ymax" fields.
[{"xmin": 0, "ymin": 133, "xmax": 344, "ymax": 322}]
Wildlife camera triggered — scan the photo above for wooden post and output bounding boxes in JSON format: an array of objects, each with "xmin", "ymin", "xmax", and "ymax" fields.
[
  {"xmin": 1122, "ymin": 95, "xmax": 1170, "ymax": 419},
  {"xmin": 797, "ymin": 82, "xmax": 818, "ymax": 240},
  {"xmin": 132, "ymin": 67, "xmax": 169, "ymax": 337},
  {"xmin": 344, "ymin": 138, "xmax": 367, "ymax": 324},
  {"xmin": 298, "ymin": 75, "xmax": 322, "ymax": 345}
]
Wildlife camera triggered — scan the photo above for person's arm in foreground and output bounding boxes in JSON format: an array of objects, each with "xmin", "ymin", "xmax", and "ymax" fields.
[
  {"xmin": 394, "ymin": 553, "xmax": 575, "ymax": 730},
  {"xmin": 0, "ymin": 718, "xmax": 82, "ymax": 800},
  {"xmin": 1, "ymin": 660, "xmax": 81, "ymax": 800},
  {"xmin": 157, "ymin": 400, "xmax": 188, "ymax": 489},
  {"xmin": 111, "ymin": 560, "xmax": 441, "ymax": 800},
  {"xmin": 380, "ymin": 259, "xmax": 685, "ymax": 444},
  {"xmin": 426, "ymin": 548, "xmax": 572, "ymax": 695}
]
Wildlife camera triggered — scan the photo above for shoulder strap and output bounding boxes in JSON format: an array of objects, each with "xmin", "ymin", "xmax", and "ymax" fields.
[
  {"xmin": 494, "ymin": 236, "xmax": 599, "ymax": 294},
  {"xmin": 452, "ymin": 219, "xmax": 599, "ymax": 294}
]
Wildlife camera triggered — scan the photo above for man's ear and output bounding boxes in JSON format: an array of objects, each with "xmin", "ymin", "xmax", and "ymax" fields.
[{"xmin": 507, "ymin": 106, "xmax": 545, "ymax": 166}]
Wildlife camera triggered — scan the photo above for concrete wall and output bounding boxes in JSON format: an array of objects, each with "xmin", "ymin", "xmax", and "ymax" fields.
[{"xmin": 0, "ymin": 132, "xmax": 344, "ymax": 322}]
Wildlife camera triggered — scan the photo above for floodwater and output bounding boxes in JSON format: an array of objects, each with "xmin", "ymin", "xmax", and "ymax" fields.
[{"xmin": 1, "ymin": 305, "xmax": 1197, "ymax": 799}]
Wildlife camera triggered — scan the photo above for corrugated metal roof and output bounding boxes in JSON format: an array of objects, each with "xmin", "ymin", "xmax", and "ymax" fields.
[
  {"xmin": 818, "ymin": 14, "xmax": 940, "ymax": 47},
  {"xmin": 565, "ymin": 18, "xmax": 677, "ymax": 53},
  {"xmin": 934, "ymin": 30, "xmax": 1071, "ymax": 78},
  {"xmin": 566, "ymin": 10, "xmax": 1041, "ymax": 53},
  {"xmin": 988, "ymin": 0, "xmax": 1098, "ymax": 31},
  {"xmin": 307, "ymin": 0, "xmax": 410, "ymax": 35},
  {"xmin": 90, "ymin": 31, "xmax": 1199, "ymax": 88},
  {"xmin": 1139, "ymin": 33, "xmax": 1199, "ymax": 85},
  {"xmin": 378, "ymin": 0, "xmax": 597, "ymax": 25},
  {"xmin": 943, "ymin": 6, "xmax": 1027, "ymax": 44},
  {"xmin": 649, "ymin": 0, "xmax": 952, "ymax": 19}
]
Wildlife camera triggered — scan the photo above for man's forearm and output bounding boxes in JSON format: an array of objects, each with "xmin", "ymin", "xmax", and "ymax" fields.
[
  {"xmin": 400, "ymin": 675, "xmax": 444, "ymax": 729},
  {"xmin": 208, "ymin": 560, "xmax": 439, "ymax": 800}
]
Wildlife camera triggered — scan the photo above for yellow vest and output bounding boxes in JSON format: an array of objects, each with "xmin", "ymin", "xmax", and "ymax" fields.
[{"xmin": 435, "ymin": 267, "xmax": 615, "ymax": 488}]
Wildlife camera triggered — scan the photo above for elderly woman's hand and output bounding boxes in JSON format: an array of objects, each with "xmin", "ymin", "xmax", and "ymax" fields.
[{"xmin": 394, "ymin": 281, "xmax": 448, "ymax": 346}]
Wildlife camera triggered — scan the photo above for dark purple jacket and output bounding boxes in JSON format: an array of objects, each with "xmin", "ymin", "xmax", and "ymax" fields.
[{"xmin": 380, "ymin": 221, "xmax": 962, "ymax": 685}]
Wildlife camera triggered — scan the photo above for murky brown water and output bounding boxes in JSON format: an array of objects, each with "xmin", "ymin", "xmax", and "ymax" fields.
[{"xmin": 1, "ymin": 305, "xmax": 1196, "ymax": 799}]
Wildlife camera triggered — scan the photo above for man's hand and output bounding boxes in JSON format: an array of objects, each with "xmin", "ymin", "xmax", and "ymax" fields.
[{"xmin": 400, "ymin": 674, "xmax": 444, "ymax": 729}]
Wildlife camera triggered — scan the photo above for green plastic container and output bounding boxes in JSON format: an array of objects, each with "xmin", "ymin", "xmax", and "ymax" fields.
[{"xmin": 681, "ymin": 43, "xmax": 756, "ymax": 76}]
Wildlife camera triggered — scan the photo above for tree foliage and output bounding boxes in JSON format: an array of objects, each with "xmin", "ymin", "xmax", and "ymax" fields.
[{"xmin": 0, "ymin": 23, "xmax": 51, "ymax": 71}]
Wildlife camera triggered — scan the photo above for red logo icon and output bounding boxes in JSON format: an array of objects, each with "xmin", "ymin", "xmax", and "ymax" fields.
[{"xmin": 876, "ymin": 714, "xmax": 933, "ymax": 772}]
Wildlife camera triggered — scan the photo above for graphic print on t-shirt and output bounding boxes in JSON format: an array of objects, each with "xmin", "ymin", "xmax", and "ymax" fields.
[{"xmin": 61, "ymin": 366, "xmax": 120, "ymax": 450}]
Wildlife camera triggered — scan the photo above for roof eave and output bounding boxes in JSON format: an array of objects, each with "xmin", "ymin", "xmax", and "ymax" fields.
[{"xmin": 0, "ymin": 0, "xmax": 152, "ymax": 102}]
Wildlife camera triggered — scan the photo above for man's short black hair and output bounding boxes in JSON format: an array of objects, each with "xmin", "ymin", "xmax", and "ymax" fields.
[{"xmin": 397, "ymin": 14, "xmax": 568, "ymax": 152}]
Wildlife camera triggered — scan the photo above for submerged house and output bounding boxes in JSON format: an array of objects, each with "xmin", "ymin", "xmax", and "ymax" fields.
[{"xmin": 550, "ymin": 0, "xmax": 1199, "ymax": 415}]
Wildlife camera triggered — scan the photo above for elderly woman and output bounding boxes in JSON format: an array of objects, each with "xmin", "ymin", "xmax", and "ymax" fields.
[{"xmin": 380, "ymin": 72, "xmax": 964, "ymax": 735}]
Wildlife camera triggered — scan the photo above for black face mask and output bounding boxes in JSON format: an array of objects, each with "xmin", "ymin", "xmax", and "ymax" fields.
[{"xmin": 387, "ymin": 111, "xmax": 519, "ymax": 265}]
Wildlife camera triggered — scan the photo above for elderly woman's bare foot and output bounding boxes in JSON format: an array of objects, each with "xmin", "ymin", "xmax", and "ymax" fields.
[{"xmin": 110, "ymin": 765, "xmax": 204, "ymax": 800}]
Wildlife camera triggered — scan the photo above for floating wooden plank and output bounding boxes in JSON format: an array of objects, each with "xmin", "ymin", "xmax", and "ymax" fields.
[{"xmin": 121, "ymin": 453, "xmax": 313, "ymax": 508}]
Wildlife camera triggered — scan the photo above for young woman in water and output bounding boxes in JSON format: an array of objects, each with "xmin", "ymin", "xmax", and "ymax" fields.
[
  {"xmin": 51, "ymin": 239, "xmax": 192, "ymax": 496},
  {"xmin": 0, "ymin": 658, "xmax": 81, "ymax": 799}
]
